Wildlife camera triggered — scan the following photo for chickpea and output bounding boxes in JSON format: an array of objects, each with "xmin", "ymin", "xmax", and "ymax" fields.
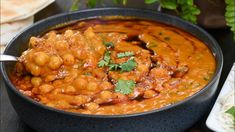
[
  {"xmin": 29, "ymin": 37, "xmax": 38, "ymax": 48},
  {"xmin": 62, "ymin": 53, "xmax": 75, "ymax": 66},
  {"xmin": 23, "ymin": 91, "xmax": 33, "ymax": 97},
  {"xmin": 73, "ymin": 78, "xmax": 87, "ymax": 90},
  {"xmin": 64, "ymin": 85, "xmax": 76, "ymax": 93},
  {"xmin": 31, "ymin": 77, "xmax": 42, "ymax": 87},
  {"xmin": 46, "ymin": 103, "xmax": 55, "ymax": 108},
  {"xmin": 48, "ymin": 55, "xmax": 63, "ymax": 70},
  {"xmin": 26, "ymin": 63, "xmax": 41, "ymax": 76},
  {"xmin": 73, "ymin": 49, "xmax": 87, "ymax": 60},
  {"xmin": 92, "ymin": 69, "xmax": 106, "ymax": 79},
  {"xmin": 34, "ymin": 52, "xmax": 49, "ymax": 66},
  {"xmin": 94, "ymin": 91, "xmax": 113, "ymax": 104},
  {"xmin": 100, "ymin": 91, "xmax": 113, "ymax": 100},
  {"xmin": 73, "ymin": 95, "xmax": 91, "ymax": 106},
  {"xmin": 51, "ymin": 88, "xmax": 61, "ymax": 94},
  {"xmin": 32, "ymin": 87, "xmax": 40, "ymax": 94},
  {"xmin": 39, "ymin": 84, "xmax": 54, "ymax": 94},
  {"xmin": 100, "ymin": 81, "xmax": 113, "ymax": 90},
  {"xmin": 19, "ymin": 84, "xmax": 30, "ymax": 90},
  {"xmin": 84, "ymin": 102, "xmax": 99, "ymax": 111},
  {"xmin": 84, "ymin": 27, "xmax": 95, "ymax": 38},
  {"xmin": 87, "ymin": 82, "xmax": 98, "ymax": 91},
  {"xmin": 55, "ymin": 100, "xmax": 71, "ymax": 109},
  {"xmin": 96, "ymin": 44, "xmax": 106, "ymax": 56},
  {"xmin": 31, "ymin": 65, "xmax": 41, "ymax": 76},
  {"xmin": 47, "ymin": 31, "xmax": 56, "ymax": 41},
  {"xmin": 64, "ymin": 71, "xmax": 78, "ymax": 83},
  {"xmin": 45, "ymin": 75, "xmax": 56, "ymax": 82},
  {"xmin": 55, "ymin": 40, "xmax": 69, "ymax": 51},
  {"xmin": 38, "ymin": 96, "xmax": 48, "ymax": 103},
  {"xmin": 137, "ymin": 64, "xmax": 149, "ymax": 73},
  {"xmin": 15, "ymin": 62, "xmax": 25, "ymax": 74},
  {"xmin": 25, "ymin": 63, "xmax": 31, "ymax": 72},
  {"xmin": 150, "ymin": 68, "xmax": 169, "ymax": 79},
  {"xmin": 53, "ymin": 80, "xmax": 63, "ymax": 86},
  {"xmin": 143, "ymin": 90, "xmax": 157, "ymax": 99},
  {"xmin": 64, "ymin": 30, "xmax": 74, "ymax": 38}
]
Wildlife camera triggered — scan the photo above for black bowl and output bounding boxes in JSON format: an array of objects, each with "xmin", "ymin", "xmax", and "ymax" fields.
[{"xmin": 0, "ymin": 8, "xmax": 223, "ymax": 132}]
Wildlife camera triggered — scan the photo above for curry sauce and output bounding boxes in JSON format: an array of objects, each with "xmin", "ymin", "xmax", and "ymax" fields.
[{"xmin": 10, "ymin": 18, "xmax": 216, "ymax": 115}]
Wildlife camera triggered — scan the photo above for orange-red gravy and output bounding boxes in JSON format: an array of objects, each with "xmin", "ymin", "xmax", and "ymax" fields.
[{"xmin": 10, "ymin": 18, "xmax": 216, "ymax": 115}]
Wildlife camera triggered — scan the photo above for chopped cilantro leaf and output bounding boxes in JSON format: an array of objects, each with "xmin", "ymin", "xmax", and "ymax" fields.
[
  {"xmin": 98, "ymin": 51, "xmax": 137, "ymax": 72},
  {"xmin": 115, "ymin": 79, "xmax": 136, "ymax": 94},
  {"xmin": 109, "ymin": 63, "xmax": 119, "ymax": 71},
  {"xmin": 98, "ymin": 60, "xmax": 108, "ymax": 67},
  {"xmin": 103, "ymin": 41, "xmax": 114, "ymax": 48},
  {"xmin": 104, "ymin": 51, "xmax": 111, "ymax": 62},
  {"xmin": 98, "ymin": 51, "xmax": 111, "ymax": 67},
  {"xmin": 117, "ymin": 51, "xmax": 134, "ymax": 58},
  {"xmin": 119, "ymin": 57, "xmax": 137, "ymax": 72},
  {"xmin": 226, "ymin": 106, "xmax": 235, "ymax": 118}
]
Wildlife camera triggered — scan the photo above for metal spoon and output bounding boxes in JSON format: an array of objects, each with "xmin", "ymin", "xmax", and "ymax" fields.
[{"xmin": 0, "ymin": 54, "xmax": 18, "ymax": 62}]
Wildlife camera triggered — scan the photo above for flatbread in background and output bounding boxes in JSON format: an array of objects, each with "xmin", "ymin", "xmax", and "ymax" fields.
[
  {"xmin": 0, "ymin": 45, "xmax": 5, "ymax": 53},
  {"xmin": 0, "ymin": 0, "xmax": 55, "ymax": 23},
  {"xmin": 0, "ymin": 0, "xmax": 55, "ymax": 53},
  {"xmin": 0, "ymin": 16, "xmax": 34, "ymax": 46}
]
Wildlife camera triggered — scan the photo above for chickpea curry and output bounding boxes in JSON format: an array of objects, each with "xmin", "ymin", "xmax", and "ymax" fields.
[{"xmin": 11, "ymin": 18, "xmax": 216, "ymax": 115}]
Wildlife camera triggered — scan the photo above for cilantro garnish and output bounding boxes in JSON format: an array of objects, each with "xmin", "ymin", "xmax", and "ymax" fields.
[
  {"xmin": 98, "ymin": 51, "xmax": 111, "ymax": 67},
  {"xmin": 119, "ymin": 57, "xmax": 137, "ymax": 72},
  {"xmin": 104, "ymin": 51, "xmax": 111, "ymax": 62},
  {"xmin": 109, "ymin": 63, "xmax": 119, "ymax": 71},
  {"xmin": 226, "ymin": 106, "xmax": 235, "ymax": 118},
  {"xmin": 103, "ymin": 41, "xmax": 114, "ymax": 48},
  {"xmin": 98, "ymin": 60, "xmax": 108, "ymax": 67},
  {"xmin": 98, "ymin": 52, "xmax": 137, "ymax": 72},
  {"xmin": 109, "ymin": 57, "xmax": 137, "ymax": 72},
  {"xmin": 117, "ymin": 51, "xmax": 134, "ymax": 58},
  {"xmin": 115, "ymin": 79, "xmax": 136, "ymax": 94}
]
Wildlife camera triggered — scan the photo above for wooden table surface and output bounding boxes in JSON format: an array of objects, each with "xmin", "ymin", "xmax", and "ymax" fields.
[{"xmin": 1, "ymin": 0, "xmax": 235, "ymax": 131}]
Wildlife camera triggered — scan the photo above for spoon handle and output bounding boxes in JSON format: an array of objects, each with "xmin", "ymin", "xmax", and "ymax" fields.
[{"xmin": 0, "ymin": 54, "xmax": 18, "ymax": 62}]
